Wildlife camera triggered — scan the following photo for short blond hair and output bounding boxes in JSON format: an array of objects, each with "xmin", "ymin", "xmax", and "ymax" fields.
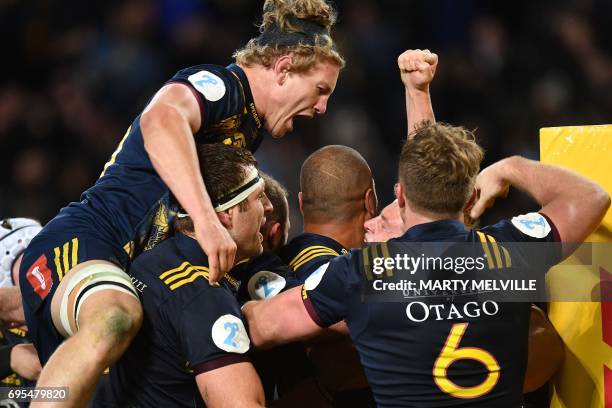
[
  {"xmin": 233, "ymin": 0, "xmax": 345, "ymax": 73},
  {"xmin": 399, "ymin": 122, "xmax": 484, "ymax": 215}
]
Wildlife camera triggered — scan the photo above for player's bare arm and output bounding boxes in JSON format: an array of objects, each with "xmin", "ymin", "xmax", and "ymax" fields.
[
  {"xmin": 243, "ymin": 286, "xmax": 322, "ymax": 349},
  {"xmin": 398, "ymin": 49, "xmax": 438, "ymax": 136},
  {"xmin": 196, "ymin": 361, "xmax": 265, "ymax": 408},
  {"xmin": 0, "ymin": 287, "xmax": 25, "ymax": 325},
  {"xmin": 10, "ymin": 343, "xmax": 42, "ymax": 380},
  {"xmin": 471, "ymin": 155, "xmax": 610, "ymax": 254},
  {"xmin": 141, "ymin": 83, "xmax": 237, "ymax": 282}
]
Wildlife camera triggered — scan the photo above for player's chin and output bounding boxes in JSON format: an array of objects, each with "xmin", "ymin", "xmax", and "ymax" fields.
[
  {"xmin": 250, "ymin": 236, "xmax": 264, "ymax": 257},
  {"xmin": 270, "ymin": 124, "xmax": 289, "ymax": 139}
]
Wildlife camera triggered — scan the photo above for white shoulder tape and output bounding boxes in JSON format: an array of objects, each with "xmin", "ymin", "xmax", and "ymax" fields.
[
  {"xmin": 511, "ymin": 212, "xmax": 551, "ymax": 238},
  {"xmin": 188, "ymin": 70, "xmax": 226, "ymax": 102}
]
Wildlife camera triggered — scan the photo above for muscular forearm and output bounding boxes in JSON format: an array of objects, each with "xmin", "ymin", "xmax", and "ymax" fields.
[
  {"xmin": 498, "ymin": 156, "xmax": 610, "ymax": 244},
  {"xmin": 406, "ymin": 88, "xmax": 435, "ymax": 137},
  {"xmin": 141, "ymin": 105, "xmax": 215, "ymax": 223},
  {"xmin": 244, "ymin": 288, "xmax": 322, "ymax": 349},
  {"xmin": 242, "ymin": 301, "xmax": 278, "ymax": 349},
  {"xmin": 499, "ymin": 156, "xmax": 605, "ymax": 208}
]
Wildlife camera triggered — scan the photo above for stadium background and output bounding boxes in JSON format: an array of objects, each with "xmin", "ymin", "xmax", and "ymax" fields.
[{"xmin": 1, "ymin": 0, "xmax": 611, "ymax": 237}]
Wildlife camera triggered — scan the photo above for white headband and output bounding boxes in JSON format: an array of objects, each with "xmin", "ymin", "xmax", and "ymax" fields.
[{"xmin": 177, "ymin": 167, "xmax": 264, "ymax": 218}]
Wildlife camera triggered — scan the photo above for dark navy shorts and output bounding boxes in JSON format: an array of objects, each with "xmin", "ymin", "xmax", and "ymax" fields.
[{"xmin": 19, "ymin": 220, "xmax": 129, "ymax": 364}]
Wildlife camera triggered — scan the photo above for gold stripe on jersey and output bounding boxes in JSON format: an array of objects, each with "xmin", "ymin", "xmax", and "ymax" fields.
[
  {"xmin": 159, "ymin": 261, "xmax": 191, "ymax": 280},
  {"xmin": 485, "ymin": 235, "xmax": 504, "ymax": 268},
  {"xmin": 170, "ymin": 269, "xmax": 211, "ymax": 290},
  {"xmin": 501, "ymin": 246, "xmax": 512, "ymax": 268},
  {"xmin": 62, "ymin": 241, "xmax": 70, "ymax": 275},
  {"xmin": 289, "ymin": 246, "xmax": 340, "ymax": 271},
  {"xmin": 159, "ymin": 262, "xmax": 213, "ymax": 290},
  {"xmin": 370, "ymin": 244, "xmax": 380, "ymax": 271},
  {"xmin": 486, "ymin": 235, "xmax": 512, "ymax": 268},
  {"xmin": 476, "ymin": 232, "xmax": 495, "ymax": 269},
  {"xmin": 292, "ymin": 248, "xmax": 340, "ymax": 272},
  {"xmin": 164, "ymin": 265, "xmax": 207, "ymax": 286},
  {"xmin": 235, "ymin": 258, "xmax": 250, "ymax": 266},
  {"xmin": 100, "ymin": 126, "xmax": 131, "ymax": 178},
  {"xmin": 379, "ymin": 242, "xmax": 394, "ymax": 277},
  {"xmin": 123, "ymin": 241, "xmax": 135, "ymax": 259},
  {"xmin": 363, "ymin": 246, "xmax": 374, "ymax": 280},
  {"xmin": 290, "ymin": 245, "xmax": 340, "ymax": 267},
  {"xmin": 53, "ymin": 238, "xmax": 79, "ymax": 281},
  {"xmin": 71, "ymin": 238, "xmax": 79, "ymax": 269},
  {"xmin": 54, "ymin": 246, "xmax": 63, "ymax": 280}
]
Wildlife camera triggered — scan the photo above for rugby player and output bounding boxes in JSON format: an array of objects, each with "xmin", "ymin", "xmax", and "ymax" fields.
[
  {"xmin": 18, "ymin": 0, "xmax": 344, "ymax": 405},
  {"xmin": 95, "ymin": 143, "xmax": 270, "ymax": 407},
  {"xmin": 232, "ymin": 172, "xmax": 294, "ymax": 306},
  {"xmin": 243, "ymin": 122, "xmax": 610, "ymax": 407},
  {"xmin": 271, "ymin": 49, "xmax": 438, "ymax": 407},
  {"xmin": 276, "ymin": 144, "xmax": 375, "ymax": 406},
  {"xmin": 227, "ymin": 173, "xmax": 314, "ymax": 403},
  {"xmin": 365, "ymin": 199, "xmax": 565, "ymax": 393}
]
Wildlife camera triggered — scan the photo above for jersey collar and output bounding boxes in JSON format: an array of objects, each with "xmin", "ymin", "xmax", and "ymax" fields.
[
  {"xmin": 226, "ymin": 63, "xmax": 262, "ymax": 130},
  {"xmin": 398, "ymin": 219, "xmax": 467, "ymax": 242},
  {"xmin": 291, "ymin": 232, "xmax": 348, "ymax": 254}
]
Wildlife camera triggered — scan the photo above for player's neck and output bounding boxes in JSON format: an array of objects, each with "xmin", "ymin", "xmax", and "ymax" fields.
[
  {"xmin": 239, "ymin": 64, "xmax": 270, "ymax": 120},
  {"xmin": 302, "ymin": 220, "xmax": 363, "ymax": 250}
]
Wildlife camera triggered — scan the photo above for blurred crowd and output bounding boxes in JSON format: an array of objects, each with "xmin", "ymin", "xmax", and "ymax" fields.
[{"xmin": 1, "ymin": 0, "xmax": 611, "ymax": 235}]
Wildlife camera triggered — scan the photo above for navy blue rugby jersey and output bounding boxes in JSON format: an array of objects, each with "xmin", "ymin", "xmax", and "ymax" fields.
[
  {"xmin": 229, "ymin": 252, "xmax": 306, "ymax": 400},
  {"xmin": 52, "ymin": 63, "xmax": 263, "ymax": 259},
  {"xmin": 301, "ymin": 213, "xmax": 561, "ymax": 408},
  {"xmin": 279, "ymin": 232, "xmax": 348, "ymax": 282},
  {"xmin": 230, "ymin": 251, "xmax": 300, "ymax": 306},
  {"xmin": 97, "ymin": 233, "xmax": 251, "ymax": 408}
]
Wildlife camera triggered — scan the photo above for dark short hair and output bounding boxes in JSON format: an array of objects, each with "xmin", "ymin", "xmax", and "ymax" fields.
[
  {"xmin": 399, "ymin": 122, "xmax": 484, "ymax": 215},
  {"xmin": 175, "ymin": 143, "xmax": 258, "ymax": 233}
]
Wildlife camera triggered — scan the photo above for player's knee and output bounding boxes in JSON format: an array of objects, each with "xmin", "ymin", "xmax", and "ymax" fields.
[
  {"xmin": 97, "ymin": 301, "xmax": 141, "ymax": 343},
  {"xmin": 81, "ymin": 299, "xmax": 142, "ymax": 360},
  {"xmin": 53, "ymin": 261, "xmax": 141, "ymax": 338}
]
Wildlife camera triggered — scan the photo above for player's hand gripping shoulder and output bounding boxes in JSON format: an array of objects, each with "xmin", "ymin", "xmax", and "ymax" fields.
[
  {"xmin": 471, "ymin": 156, "xmax": 610, "ymax": 252},
  {"xmin": 194, "ymin": 216, "xmax": 237, "ymax": 284},
  {"xmin": 398, "ymin": 49, "xmax": 438, "ymax": 92}
]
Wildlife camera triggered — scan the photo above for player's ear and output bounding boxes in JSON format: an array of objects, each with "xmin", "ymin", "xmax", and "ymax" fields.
[
  {"xmin": 267, "ymin": 222, "xmax": 282, "ymax": 251},
  {"xmin": 217, "ymin": 211, "xmax": 232, "ymax": 229},
  {"xmin": 365, "ymin": 188, "xmax": 377, "ymax": 218},
  {"xmin": 396, "ymin": 183, "xmax": 406, "ymax": 208},
  {"xmin": 274, "ymin": 55, "xmax": 293, "ymax": 85},
  {"xmin": 298, "ymin": 192, "xmax": 305, "ymax": 216},
  {"xmin": 463, "ymin": 189, "xmax": 478, "ymax": 214}
]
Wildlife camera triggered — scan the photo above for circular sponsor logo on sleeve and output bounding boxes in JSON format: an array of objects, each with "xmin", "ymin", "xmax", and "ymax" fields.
[
  {"xmin": 187, "ymin": 70, "xmax": 226, "ymax": 102},
  {"xmin": 511, "ymin": 212, "xmax": 551, "ymax": 238},
  {"xmin": 304, "ymin": 262, "xmax": 329, "ymax": 290},
  {"xmin": 247, "ymin": 271, "xmax": 286, "ymax": 300},
  {"xmin": 211, "ymin": 314, "xmax": 250, "ymax": 354}
]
